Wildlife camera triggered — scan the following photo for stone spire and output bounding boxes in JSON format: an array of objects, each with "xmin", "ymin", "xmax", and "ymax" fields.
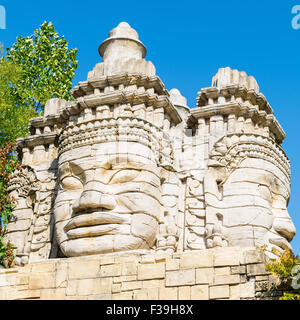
[
  {"xmin": 88, "ymin": 22, "xmax": 155, "ymax": 78},
  {"xmin": 99, "ymin": 22, "xmax": 147, "ymax": 61},
  {"xmin": 212, "ymin": 67, "xmax": 259, "ymax": 93},
  {"xmin": 169, "ymin": 88, "xmax": 190, "ymax": 120}
]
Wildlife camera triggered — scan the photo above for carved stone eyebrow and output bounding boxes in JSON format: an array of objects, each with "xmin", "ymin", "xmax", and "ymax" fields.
[{"xmin": 59, "ymin": 162, "xmax": 72, "ymax": 180}]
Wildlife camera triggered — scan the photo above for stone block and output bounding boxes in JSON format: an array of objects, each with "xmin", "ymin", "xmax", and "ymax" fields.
[
  {"xmin": 240, "ymin": 282, "xmax": 255, "ymax": 298},
  {"xmin": 214, "ymin": 248, "xmax": 240, "ymax": 266},
  {"xmin": 65, "ymin": 296, "xmax": 88, "ymax": 300},
  {"xmin": 166, "ymin": 269, "xmax": 195, "ymax": 287},
  {"xmin": 40, "ymin": 288, "xmax": 66, "ymax": 300},
  {"xmin": 68, "ymin": 259, "xmax": 100, "ymax": 279},
  {"xmin": 180, "ymin": 251, "xmax": 213, "ymax": 269},
  {"xmin": 231, "ymin": 266, "xmax": 246, "ymax": 274},
  {"xmin": 246, "ymin": 263, "xmax": 267, "ymax": 276},
  {"xmin": 255, "ymin": 275, "xmax": 269, "ymax": 281},
  {"xmin": 56, "ymin": 261, "xmax": 68, "ymax": 288},
  {"xmin": 178, "ymin": 286, "xmax": 191, "ymax": 300},
  {"xmin": 14, "ymin": 289, "xmax": 41, "ymax": 300},
  {"xmin": 159, "ymin": 287, "xmax": 178, "ymax": 300},
  {"xmin": 255, "ymin": 281, "xmax": 268, "ymax": 292},
  {"xmin": 87, "ymin": 294, "xmax": 112, "ymax": 300},
  {"xmin": 142, "ymin": 279, "xmax": 165, "ymax": 288},
  {"xmin": 99, "ymin": 256, "xmax": 115, "ymax": 265},
  {"xmin": 112, "ymin": 283, "xmax": 121, "ymax": 293},
  {"xmin": 229, "ymin": 285, "xmax": 241, "ymax": 300},
  {"xmin": 191, "ymin": 285, "xmax": 209, "ymax": 300},
  {"xmin": 242, "ymin": 249, "xmax": 264, "ymax": 264},
  {"xmin": 214, "ymin": 267, "xmax": 230, "ymax": 276},
  {"xmin": 29, "ymin": 272, "xmax": 56, "ymax": 289},
  {"xmin": 137, "ymin": 262, "xmax": 165, "ymax": 280},
  {"xmin": 196, "ymin": 268, "xmax": 214, "ymax": 284},
  {"xmin": 209, "ymin": 285, "xmax": 230, "ymax": 299},
  {"xmin": 121, "ymin": 281, "xmax": 142, "ymax": 291},
  {"xmin": 31, "ymin": 261, "xmax": 56, "ymax": 273},
  {"xmin": 66, "ymin": 280, "xmax": 77, "ymax": 296},
  {"xmin": 100, "ymin": 264, "xmax": 121, "ymax": 277},
  {"xmin": 0, "ymin": 287, "xmax": 18, "ymax": 300},
  {"xmin": 0, "ymin": 274, "xmax": 13, "ymax": 287},
  {"xmin": 214, "ymin": 274, "xmax": 240, "ymax": 285},
  {"xmin": 133, "ymin": 288, "xmax": 159, "ymax": 300},
  {"xmin": 121, "ymin": 262, "xmax": 138, "ymax": 276},
  {"xmin": 140, "ymin": 255, "xmax": 156, "ymax": 264},
  {"xmin": 76, "ymin": 278, "xmax": 112, "ymax": 296},
  {"xmin": 112, "ymin": 291, "xmax": 133, "ymax": 300},
  {"xmin": 166, "ymin": 258, "xmax": 180, "ymax": 271}
]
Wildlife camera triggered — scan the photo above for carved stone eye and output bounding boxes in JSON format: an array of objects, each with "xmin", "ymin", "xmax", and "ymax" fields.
[
  {"xmin": 110, "ymin": 169, "xmax": 140, "ymax": 184},
  {"xmin": 258, "ymin": 185, "xmax": 272, "ymax": 204},
  {"xmin": 61, "ymin": 177, "xmax": 83, "ymax": 190}
]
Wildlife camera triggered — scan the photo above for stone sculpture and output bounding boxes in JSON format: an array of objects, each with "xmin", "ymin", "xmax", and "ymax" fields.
[{"xmin": 4, "ymin": 22, "xmax": 296, "ymax": 266}]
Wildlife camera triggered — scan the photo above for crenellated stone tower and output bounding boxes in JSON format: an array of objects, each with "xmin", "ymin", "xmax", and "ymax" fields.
[{"xmin": 4, "ymin": 22, "xmax": 295, "ymax": 273}]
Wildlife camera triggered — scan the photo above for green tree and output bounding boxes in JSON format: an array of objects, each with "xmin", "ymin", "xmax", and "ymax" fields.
[
  {"xmin": 0, "ymin": 22, "xmax": 78, "ymax": 267},
  {"xmin": 0, "ymin": 58, "xmax": 37, "ymax": 145},
  {"xmin": 6, "ymin": 21, "xmax": 78, "ymax": 113},
  {"xmin": 265, "ymin": 248, "xmax": 300, "ymax": 300}
]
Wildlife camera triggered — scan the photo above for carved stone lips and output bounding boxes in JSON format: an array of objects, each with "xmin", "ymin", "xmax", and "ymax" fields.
[
  {"xmin": 269, "ymin": 237, "xmax": 292, "ymax": 251},
  {"xmin": 64, "ymin": 212, "xmax": 126, "ymax": 239}
]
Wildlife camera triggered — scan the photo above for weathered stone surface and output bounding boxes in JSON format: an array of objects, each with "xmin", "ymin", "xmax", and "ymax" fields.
[
  {"xmin": 239, "ymin": 282, "xmax": 255, "ymax": 298},
  {"xmin": 159, "ymin": 287, "xmax": 178, "ymax": 300},
  {"xmin": 29, "ymin": 272, "xmax": 56, "ymax": 289},
  {"xmin": 247, "ymin": 263, "xmax": 267, "ymax": 276},
  {"xmin": 196, "ymin": 268, "xmax": 214, "ymax": 284},
  {"xmin": 214, "ymin": 248, "xmax": 241, "ymax": 267},
  {"xmin": 68, "ymin": 259, "xmax": 100, "ymax": 279},
  {"xmin": 178, "ymin": 286, "xmax": 191, "ymax": 299},
  {"xmin": 1, "ymin": 21, "xmax": 296, "ymax": 301},
  {"xmin": 121, "ymin": 281, "xmax": 142, "ymax": 291},
  {"xmin": 0, "ymin": 250, "xmax": 290, "ymax": 300},
  {"xmin": 214, "ymin": 274, "xmax": 240, "ymax": 285},
  {"xmin": 133, "ymin": 288, "xmax": 159, "ymax": 300},
  {"xmin": 209, "ymin": 285, "xmax": 230, "ymax": 299},
  {"xmin": 191, "ymin": 285, "xmax": 209, "ymax": 300},
  {"xmin": 180, "ymin": 251, "xmax": 214, "ymax": 269},
  {"xmin": 137, "ymin": 263, "xmax": 165, "ymax": 280},
  {"xmin": 3, "ymin": 20, "xmax": 295, "ymax": 268},
  {"xmin": 166, "ymin": 269, "xmax": 195, "ymax": 287}
]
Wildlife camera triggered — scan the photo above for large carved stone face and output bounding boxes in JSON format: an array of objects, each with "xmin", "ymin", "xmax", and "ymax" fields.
[
  {"xmin": 221, "ymin": 158, "xmax": 295, "ymax": 252},
  {"xmin": 54, "ymin": 141, "xmax": 162, "ymax": 257}
]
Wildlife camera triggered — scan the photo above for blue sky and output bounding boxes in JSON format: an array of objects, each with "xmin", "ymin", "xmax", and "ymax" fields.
[{"xmin": 1, "ymin": 0, "xmax": 300, "ymax": 253}]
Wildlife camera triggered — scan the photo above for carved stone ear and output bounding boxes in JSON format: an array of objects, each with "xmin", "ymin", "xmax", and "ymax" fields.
[{"xmin": 25, "ymin": 193, "xmax": 35, "ymax": 208}]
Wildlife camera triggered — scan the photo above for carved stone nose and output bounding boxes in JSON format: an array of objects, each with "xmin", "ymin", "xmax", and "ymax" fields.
[
  {"xmin": 72, "ymin": 190, "xmax": 116, "ymax": 213},
  {"xmin": 273, "ymin": 215, "xmax": 296, "ymax": 242}
]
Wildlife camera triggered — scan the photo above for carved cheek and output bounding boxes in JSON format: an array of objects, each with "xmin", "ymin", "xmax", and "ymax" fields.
[
  {"xmin": 55, "ymin": 190, "xmax": 82, "ymax": 204},
  {"xmin": 131, "ymin": 214, "xmax": 159, "ymax": 246},
  {"xmin": 54, "ymin": 201, "xmax": 72, "ymax": 223},
  {"xmin": 116, "ymin": 193, "xmax": 161, "ymax": 217}
]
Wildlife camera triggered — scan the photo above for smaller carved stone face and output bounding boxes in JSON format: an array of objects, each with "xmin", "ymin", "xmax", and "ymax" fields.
[
  {"xmin": 221, "ymin": 158, "xmax": 295, "ymax": 252},
  {"xmin": 54, "ymin": 142, "xmax": 162, "ymax": 257}
]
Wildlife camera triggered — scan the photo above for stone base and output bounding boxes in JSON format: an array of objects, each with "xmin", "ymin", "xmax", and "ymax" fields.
[{"xmin": 0, "ymin": 247, "xmax": 290, "ymax": 300}]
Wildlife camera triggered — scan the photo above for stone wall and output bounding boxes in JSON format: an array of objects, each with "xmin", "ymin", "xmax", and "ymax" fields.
[{"xmin": 0, "ymin": 247, "xmax": 291, "ymax": 300}]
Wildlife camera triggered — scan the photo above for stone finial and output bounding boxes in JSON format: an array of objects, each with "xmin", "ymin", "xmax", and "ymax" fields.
[
  {"xmin": 44, "ymin": 98, "xmax": 65, "ymax": 117},
  {"xmin": 212, "ymin": 67, "xmax": 259, "ymax": 93},
  {"xmin": 88, "ymin": 22, "xmax": 155, "ymax": 78},
  {"xmin": 99, "ymin": 22, "xmax": 147, "ymax": 61},
  {"xmin": 169, "ymin": 88, "xmax": 190, "ymax": 120}
]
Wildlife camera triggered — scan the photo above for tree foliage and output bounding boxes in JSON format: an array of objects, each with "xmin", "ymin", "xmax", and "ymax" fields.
[
  {"xmin": 0, "ymin": 22, "xmax": 78, "ymax": 268},
  {"xmin": 6, "ymin": 21, "xmax": 78, "ymax": 113},
  {"xmin": 265, "ymin": 248, "xmax": 300, "ymax": 300},
  {"xmin": 0, "ymin": 58, "xmax": 37, "ymax": 145},
  {"xmin": 0, "ymin": 141, "xmax": 19, "ymax": 237}
]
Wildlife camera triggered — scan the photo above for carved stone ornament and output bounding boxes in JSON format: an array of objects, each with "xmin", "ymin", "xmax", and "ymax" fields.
[{"xmin": 4, "ymin": 22, "xmax": 296, "ymax": 265}]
